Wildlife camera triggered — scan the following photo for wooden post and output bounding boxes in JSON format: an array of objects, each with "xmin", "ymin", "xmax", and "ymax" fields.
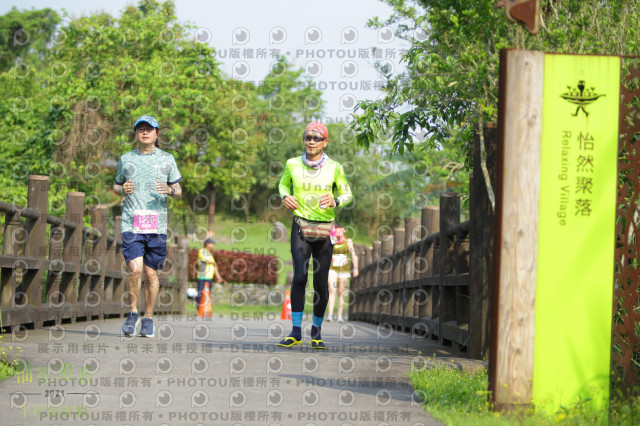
[
  {"xmin": 469, "ymin": 123, "xmax": 497, "ymax": 360},
  {"xmin": 438, "ymin": 192, "xmax": 460, "ymax": 344},
  {"xmin": 379, "ymin": 234, "xmax": 393, "ymax": 322},
  {"xmin": 155, "ymin": 236, "xmax": 169, "ymax": 316},
  {"xmin": 63, "ymin": 192, "xmax": 84, "ymax": 323},
  {"xmin": 371, "ymin": 240, "xmax": 381, "ymax": 322},
  {"xmin": 1, "ymin": 209, "xmax": 21, "ymax": 315},
  {"xmin": 418, "ymin": 207, "xmax": 439, "ymax": 323},
  {"xmin": 365, "ymin": 247, "xmax": 373, "ymax": 279},
  {"xmin": 421, "ymin": 206, "xmax": 440, "ymax": 240},
  {"xmin": 455, "ymin": 230, "xmax": 470, "ymax": 338},
  {"xmin": 362, "ymin": 246, "xmax": 373, "ymax": 320},
  {"xmin": 112, "ymin": 215, "xmax": 125, "ymax": 317},
  {"xmin": 419, "ymin": 207, "xmax": 439, "ymax": 278},
  {"xmin": 46, "ymin": 217, "xmax": 64, "ymax": 325},
  {"xmin": 90, "ymin": 205, "xmax": 108, "ymax": 320},
  {"xmin": 176, "ymin": 236, "xmax": 189, "ymax": 315},
  {"xmin": 24, "ymin": 175, "xmax": 49, "ymax": 328},
  {"xmin": 392, "ymin": 227, "xmax": 405, "ymax": 325},
  {"xmin": 349, "ymin": 246, "xmax": 363, "ymax": 317},
  {"xmin": 404, "ymin": 218, "xmax": 420, "ymax": 325},
  {"xmin": 165, "ymin": 242, "xmax": 178, "ymax": 314},
  {"xmin": 103, "ymin": 235, "xmax": 115, "ymax": 314},
  {"xmin": 392, "ymin": 227, "xmax": 404, "ymax": 282},
  {"xmin": 489, "ymin": 49, "xmax": 544, "ymax": 410},
  {"xmin": 380, "ymin": 235, "xmax": 393, "ymax": 285},
  {"xmin": 405, "ymin": 218, "xmax": 420, "ymax": 281},
  {"xmin": 103, "ymin": 210, "xmax": 122, "ymax": 318}
]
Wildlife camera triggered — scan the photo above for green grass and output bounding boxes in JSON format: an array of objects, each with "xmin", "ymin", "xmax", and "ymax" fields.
[
  {"xmin": 409, "ymin": 360, "xmax": 640, "ymax": 425},
  {"xmin": 0, "ymin": 360, "xmax": 18, "ymax": 382},
  {"xmin": 0, "ymin": 327, "xmax": 20, "ymax": 382}
]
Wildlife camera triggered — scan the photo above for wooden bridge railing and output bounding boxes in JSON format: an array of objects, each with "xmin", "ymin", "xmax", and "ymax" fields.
[
  {"xmin": 0, "ymin": 175, "xmax": 189, "ymax": 332},
  {"xmin": 350, "ymin": 124, "xmax": 496, "ymax": 359}
]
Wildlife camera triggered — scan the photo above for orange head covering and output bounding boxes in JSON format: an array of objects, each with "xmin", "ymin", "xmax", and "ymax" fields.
[{"xmin": 304, "ymin": 121, "xmax": 328, "ymax": 139}]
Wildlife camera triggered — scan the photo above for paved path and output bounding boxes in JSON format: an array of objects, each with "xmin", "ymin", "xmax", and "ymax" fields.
[{"xmin": 0, "ymin": 314, "xmax": 482, "ymax": 425}]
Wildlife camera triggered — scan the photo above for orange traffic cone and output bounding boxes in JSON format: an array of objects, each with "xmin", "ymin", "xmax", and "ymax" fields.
[
  {"xmin": 198, "ymin": 281, "xmax": 212, "ymax": 318},
  {"xmin": 280, "ymin": 290, "xmax": 292, "ymax": 320}
]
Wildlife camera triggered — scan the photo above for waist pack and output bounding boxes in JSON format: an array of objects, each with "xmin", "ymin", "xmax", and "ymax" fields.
[{"xmin": 294, "ymin": 216, "xmax": 334, "ymax": 242}]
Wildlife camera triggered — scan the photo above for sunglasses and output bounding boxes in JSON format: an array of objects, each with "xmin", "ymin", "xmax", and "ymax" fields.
[
  {"xmin": 136, "ymin": 127, "xmax": 156, "ymax": 133},
  {"xmin": 304, "ymin": 135, "xmax": 326, "ymax": 142}
]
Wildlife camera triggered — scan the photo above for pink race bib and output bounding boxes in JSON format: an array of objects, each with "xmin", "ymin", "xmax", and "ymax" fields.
[
  {"xmin": 133, "ymin": 209, "xmax": 159, "ymax": 234},
  {"xmin": 330, "ymin": 226, "xmax": 346, "ymax": 245}
]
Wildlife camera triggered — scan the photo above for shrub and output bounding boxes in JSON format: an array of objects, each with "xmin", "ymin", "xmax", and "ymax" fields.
[{"xmin": 189, "ymin": 249, "xmax": 277, "ymax": 285}]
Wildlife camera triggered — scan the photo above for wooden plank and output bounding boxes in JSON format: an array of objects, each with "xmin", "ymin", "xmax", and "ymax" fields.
[
  {"xmin": 176, "ymin": 236, "xmax": 190, "ymax": 315},
  {"xmin": 441, "ymin": 273, "xmax": 470, "ymax": 287},
  {"xmin": 92, "ymin": 206, "xmax": 108, "ymax": 319},
  {"xmin": 441, "ymin": 320, "xmax": 470, "ymax": 347},
  {"xmin": 380, "ymin": 235, "xmax": 393, "ymax": 286},
  {"xmin": 489, "ymin": 49, "xmax": 544, "ymax": 410},
  {"xmin": 0, "ymin": 306, "xmax": 43, "ymax": 328},
  {"xmin": 24, "ymin": 175, "xmax": 49, "ymax": 326},
  {"xmin": 63, "ymin": 192, "xmax": 84, "ymax": 322},
  {"xmin": 469, "ymin": 123, "xmax": 497, "ymax": 360},
  {"xmin": 422, "ymin": 316, "xmax": 440, "ymax": 339},
  {"xmin": 46, "ymin": 211, "xmax": 65, "ymax": 309},
  {"xmin": 105, "ymin": 269, "xmax": 124, "ymax": 280},
  {"xmin": 1, "ymin": 209, "xmax": 21, "ymax": 306},
  {"xmin": 403, "ymin": 315, "xmax": 420, "ymax": 329},
  {"xmin": 44, "ymin": 259, "xmax": 65, "ymax": 273},
  {"xmin": 438, "ymin": 193, "xmax": 460, "ymax": 344},
  {"xmin": 0, "ymin": 255, "xmax": 40, "ymax": 269},
  {"xmin": 402, "ymin": 278, "xmax": 423, "ymax": 290},
  {"xmin": 63, "ymin": 261, "xmax": 78, "ymax": 274},
  {"xmin": 405, "ymin": 217, "xmax": 420, "ymax": 281},
  {"xmin": 102, "ymin": 301, "xmax": 123, "ymax": 318},
  {"xmin": 393, "ymin": 227, "xmax": 405, "ymax": 320}
]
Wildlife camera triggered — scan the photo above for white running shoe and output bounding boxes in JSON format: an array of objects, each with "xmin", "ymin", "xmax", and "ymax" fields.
[
  {"xmin": 325, "ymin": 314, "xmax": 333, "ymax": 322},
  {"xmin": 337, "ymin": 316, "xmax": 344, "ymax": 323}
]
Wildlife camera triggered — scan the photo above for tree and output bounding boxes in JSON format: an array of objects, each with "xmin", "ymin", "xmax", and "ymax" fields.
[
  {"xmin": 222, "ymin": 56, "xmax": 327, "ymax": 222},
  {"xmin": 0, "ymin": 7, "xmax": 60, "ymax": 72},
  {"xmin": 0, "ymin": 1, "xmax": 248, "ymax": 233},
  {"xmin": 352, "ymin": 0, "xmax": 640, "ymax": 160}
]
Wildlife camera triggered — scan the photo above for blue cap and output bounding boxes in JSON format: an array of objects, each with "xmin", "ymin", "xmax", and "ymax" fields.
[{"xmin": 134, "ymin": 115, "xmax": 159, "ymax": 129}]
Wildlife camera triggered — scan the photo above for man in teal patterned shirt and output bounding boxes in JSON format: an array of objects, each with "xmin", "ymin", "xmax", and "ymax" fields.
[{"xmin": 113, "ymin": 115, "xmax": 182, "ymax": 338}]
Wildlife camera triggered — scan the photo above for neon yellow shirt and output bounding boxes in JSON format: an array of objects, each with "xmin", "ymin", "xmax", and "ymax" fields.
[
  {"xmin": 278, "ymin": 156, "xmax": 352, "ymax": 222},
  {"xmin": 197, "ymin": 248, "xmax": 216, "ymax": 280}
]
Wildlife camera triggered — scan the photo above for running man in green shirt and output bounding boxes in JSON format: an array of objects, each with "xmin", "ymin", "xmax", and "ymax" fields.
[{"xmin": 277, "ymin": 121, "xmax": 352, "ymax": 349}]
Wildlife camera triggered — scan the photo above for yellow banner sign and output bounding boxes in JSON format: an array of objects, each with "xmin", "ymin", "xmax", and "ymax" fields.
[{"xmin": 534, "ymin": 54, "xmax": 620, "ymax": 413}]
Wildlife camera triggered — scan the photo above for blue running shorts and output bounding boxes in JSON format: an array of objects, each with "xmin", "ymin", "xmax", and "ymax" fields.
[{"xmin": 121, "ymin": 232, "xmax": 167, "ymax": 270}]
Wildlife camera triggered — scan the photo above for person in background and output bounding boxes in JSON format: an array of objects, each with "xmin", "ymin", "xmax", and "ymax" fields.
[
  {"xmin": 326, "ymin": 223, "xmax": 358, "ymax": 323},
  {"xmin": 196, "ymin": 238, "xmax": 226, "ymax": 305},
  {"xmin": 277, "ymin": 121, "xmax": 353, "ymax": 349}
]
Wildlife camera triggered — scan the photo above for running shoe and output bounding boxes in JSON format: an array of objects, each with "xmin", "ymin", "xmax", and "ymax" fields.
[
  {"xmin": 121, "ymin": 312, "xmax": 140, "ymax": 336},
  {"xmin": 277, "ymin": 336, "xmax": 302, "ymax": 347},
  {"xmin": 139, "ymin": 317, "xmax": 154, "ymax": 338}
]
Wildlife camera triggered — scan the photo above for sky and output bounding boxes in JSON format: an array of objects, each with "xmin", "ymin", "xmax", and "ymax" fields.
[{"xmin": 1, "ymin": 0, "xmax": 418, "ymax": 122}]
